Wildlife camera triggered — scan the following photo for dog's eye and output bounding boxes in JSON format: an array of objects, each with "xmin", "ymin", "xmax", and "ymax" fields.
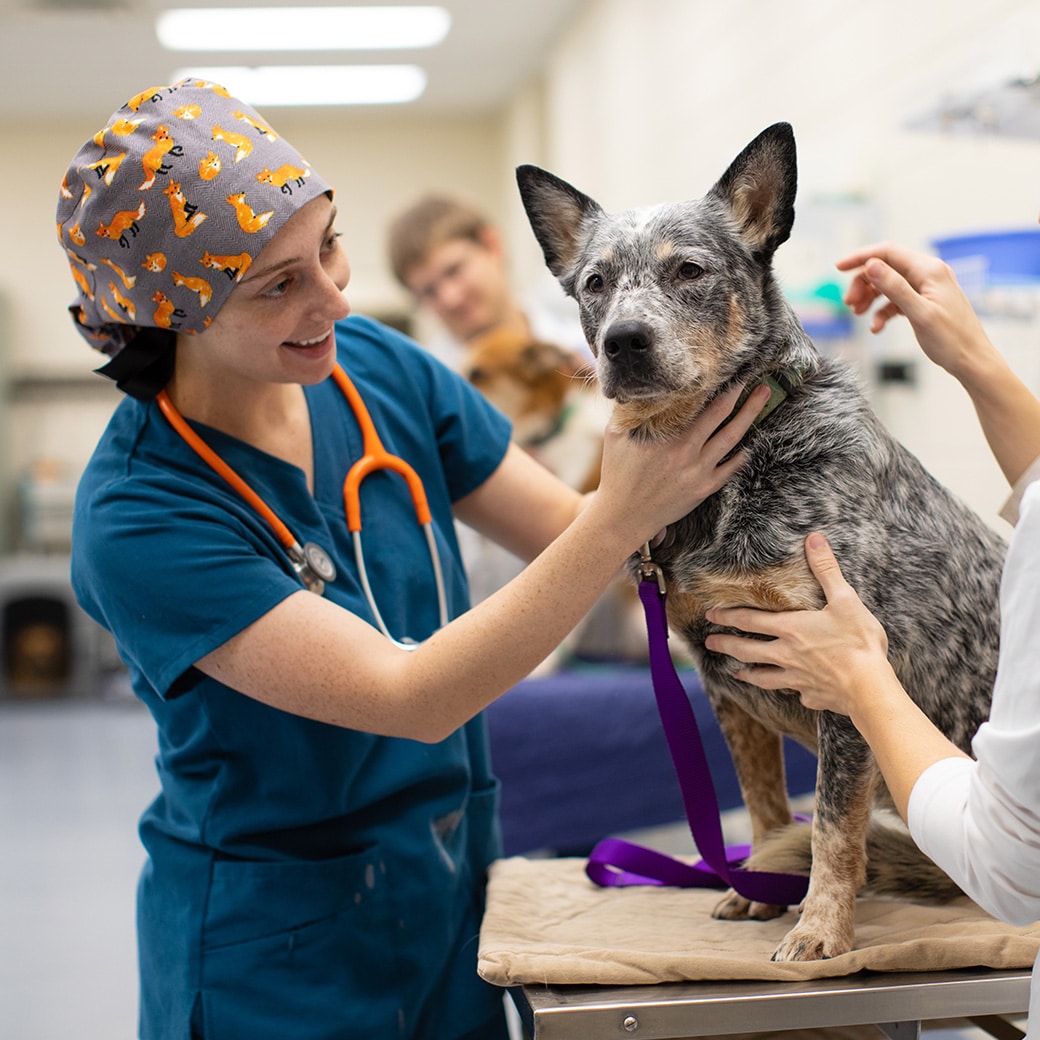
[
  {"xmin": 678, "ymin": 261, "xmax": 704, "ymax": 281},
  {"xmin": 585, "ymin": 273, "xmax": 604, "ymax": 293}
]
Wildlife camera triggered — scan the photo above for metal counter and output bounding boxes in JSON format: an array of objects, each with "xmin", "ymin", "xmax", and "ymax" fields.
[{"xmin": 510, "ymin": 968, "xmax": 1030, "ymax": 1039}]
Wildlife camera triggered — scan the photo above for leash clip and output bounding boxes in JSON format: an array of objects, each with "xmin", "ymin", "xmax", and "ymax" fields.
[{"xmin": 638, "ymin": 541, "xmax": 667, "ymax": 595}]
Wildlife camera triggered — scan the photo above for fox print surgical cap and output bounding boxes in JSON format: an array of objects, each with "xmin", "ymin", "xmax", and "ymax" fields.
[{"xmin": 56, "ymin": 78, "xmax": 332, "ymax": 364}]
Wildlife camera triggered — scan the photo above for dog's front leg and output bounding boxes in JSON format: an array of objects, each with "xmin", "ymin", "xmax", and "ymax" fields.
[
  {"xmin": 710, "ymin": 699, "xmax": 792, "ymax": 922},
  {"xmin": 772, "ymin": 723, "xmax": 879, "ymax": 961}
]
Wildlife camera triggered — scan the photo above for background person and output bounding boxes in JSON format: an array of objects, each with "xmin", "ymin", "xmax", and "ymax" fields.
[
  {"xmin": 703, "ymin": 240, "xmax": 1040, "ymax": 1037},
  {"xmin": 58, "ymin": 78, "xmax": 769, "ymax": 1040},
  {"xmin": 386, "ymin": 192, "xmax": 590, "ymax": 370},
  {"xmin": 388, "ymin": 192, "xmax": 627, "ymax": 662}
]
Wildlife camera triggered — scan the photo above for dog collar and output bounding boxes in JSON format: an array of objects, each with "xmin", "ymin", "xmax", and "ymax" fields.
[
  {"xmin": 525, "ymin": 401, "xmax": 577, "ymax": 449},
  {"xmin": 731, "ymin": 362, "xmax": 811, "ymax": 426}
]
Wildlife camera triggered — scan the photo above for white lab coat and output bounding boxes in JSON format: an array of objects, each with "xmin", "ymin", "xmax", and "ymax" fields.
[{"xmin": 909, "ymin": 472, "xmax": 1040, "ymax": 1037}]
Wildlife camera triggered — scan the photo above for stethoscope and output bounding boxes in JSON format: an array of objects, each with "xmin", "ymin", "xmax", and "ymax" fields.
[{"xmin": 156, "ymin": 363, "xmax": 448, "ymax": 649}]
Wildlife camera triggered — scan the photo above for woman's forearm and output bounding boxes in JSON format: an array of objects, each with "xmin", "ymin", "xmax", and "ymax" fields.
[
  {"xmin": 843, "ymin": 662, "xmax": 970, "ymax": 821},
  {"xmin": 950, "ymin": 342, "xmax": 1040, "ymax": 489}
]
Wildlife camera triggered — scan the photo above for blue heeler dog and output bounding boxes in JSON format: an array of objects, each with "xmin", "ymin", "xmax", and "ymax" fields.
[{"xmin": 516, "ymin": 123, "xmax": 1005, "ymax": 961}]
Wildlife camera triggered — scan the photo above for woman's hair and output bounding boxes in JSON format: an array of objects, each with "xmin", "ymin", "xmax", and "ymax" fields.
[{"xmin": 56, "ymin": 78, "xmax": 332, "ymax": 399}]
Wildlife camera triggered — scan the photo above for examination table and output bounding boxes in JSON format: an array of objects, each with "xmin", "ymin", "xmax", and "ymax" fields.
[{"xmin": 481, "ymin": 666, "xmax": 1039, "ymax": 1040}]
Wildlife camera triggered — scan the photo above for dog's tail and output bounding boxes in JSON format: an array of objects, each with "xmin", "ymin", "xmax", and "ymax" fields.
[{"xmin": 743, "ymin": 812, "xmax": 963, "ymax": 903}]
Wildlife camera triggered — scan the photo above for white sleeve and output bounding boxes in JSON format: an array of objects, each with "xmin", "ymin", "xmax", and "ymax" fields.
[
  {"xmin": 999, "ymin": 454, "xmax": 1040, "ymax": 526},
  {"xmin": 908, "ymin": 481, "xmax": 1040, "ymax": 927}
]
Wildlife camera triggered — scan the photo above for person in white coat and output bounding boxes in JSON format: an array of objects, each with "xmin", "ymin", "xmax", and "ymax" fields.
[{"xmin": 704, "ymin": 240, "xmax": 1040, "ymax": 1037}]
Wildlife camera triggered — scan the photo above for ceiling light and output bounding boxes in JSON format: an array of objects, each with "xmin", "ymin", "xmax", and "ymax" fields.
[
  {"xmin": 172, "ymin": 65, "xmax": 427, "ymax": 106},
  {"xmin": 157, "ymin": 6, "xmax": 451, "ymax": 52}
]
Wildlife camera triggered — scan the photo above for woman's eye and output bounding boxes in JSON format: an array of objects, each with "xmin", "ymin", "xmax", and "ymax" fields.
[
  {"xmin": 585, "ymin": 273, "xmax": 604, "ymax": 293},
  {"xmin": 678, "ymin": 260, "xmax": 704, "ymax": 281},
  {"xmin": 263, "ymin": 278, "xmax": 291, "ymax": 299},
  {"xmin": 324, "ymin": 231, "xmax": 342, "ymax": 252}
]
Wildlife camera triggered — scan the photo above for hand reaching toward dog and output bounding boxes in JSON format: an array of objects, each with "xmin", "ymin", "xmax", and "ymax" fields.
[
  {"xmin": 705, "ymin": 532, "xmax": 890, "ymax": 716},
  {"xmin": 836, "ymin": 241, "xmax": 1040, "ymax": 490},
  {"xmin": 835, "ymin": 242, "xmax": 992, "ymax": 378},
  {"xmin": 706, "ymin": 531, "xmax": 970, "ymax": 821}
]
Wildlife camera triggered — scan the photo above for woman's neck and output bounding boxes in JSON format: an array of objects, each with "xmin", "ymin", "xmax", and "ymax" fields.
[{"xmin": 165, "ymin": 369, "xmax": 316, "ymax": 486}]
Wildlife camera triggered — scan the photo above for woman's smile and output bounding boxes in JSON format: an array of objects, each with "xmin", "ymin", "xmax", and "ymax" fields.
[{"xmin": 284, "ymin": 328, "xmax": 336, "ymax": 357}]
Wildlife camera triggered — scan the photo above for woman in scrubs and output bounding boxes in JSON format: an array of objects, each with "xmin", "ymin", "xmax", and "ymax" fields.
[
  {"xmin": 58, "ymin": 80, "xmax": 769, "ymax": 1040},
  {"xmin": 704, "ymin": 242, "xmax": 1040, "ymax": 1038}
]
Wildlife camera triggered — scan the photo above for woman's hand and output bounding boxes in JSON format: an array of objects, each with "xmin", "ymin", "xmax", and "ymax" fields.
[
  {"xmin": 704, "ymin": 532, "xmax": 891, "ymax": 715},
  {"xmin": 706, "ymin": 531, "xmax": 970, "ymax": 821},
  {"xmin": 594, "ymin": 382, "xmax": 771, "ymax": 550},
  {"xmin": 834, "ymin": 241, "xmax": 994, "ymax": 382},
  {"xmin": 836, "ymin": 240, "xmax": 1040, "ymax": 490}
]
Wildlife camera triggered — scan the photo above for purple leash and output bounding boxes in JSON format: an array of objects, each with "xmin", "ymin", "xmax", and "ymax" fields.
[{"xmin": 585, "ymin": 547, "xmax": 810, "ymax": 906}]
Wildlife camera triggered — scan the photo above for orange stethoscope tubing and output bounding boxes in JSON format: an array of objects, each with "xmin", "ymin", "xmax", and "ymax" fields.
[
  {"xmin": 330, "ymin": 364, "xmax": 448, "ymax": 644},
  {"xmin": 156, "ymin": 362, "xmax": 449, "ymax": 649}
]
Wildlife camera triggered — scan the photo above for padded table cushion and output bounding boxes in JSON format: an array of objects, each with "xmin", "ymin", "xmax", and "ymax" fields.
[{"xmin": 478, "ymin": 856, "xmax": 1040, "ymax": 987}]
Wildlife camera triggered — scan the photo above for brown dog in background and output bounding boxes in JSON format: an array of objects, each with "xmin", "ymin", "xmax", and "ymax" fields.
[
  {"xmin": 460, "ymin": 326, "xmax": 650, "ymax": 666},
  {"xmin": 462, "ymin": 327, "xmax": 605, "ymax": 493}
]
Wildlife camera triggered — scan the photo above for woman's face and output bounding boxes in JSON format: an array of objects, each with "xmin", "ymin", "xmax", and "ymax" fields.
[{"xmin": 179, "ymin": 194, "xmax": 351, "ymax": 387}]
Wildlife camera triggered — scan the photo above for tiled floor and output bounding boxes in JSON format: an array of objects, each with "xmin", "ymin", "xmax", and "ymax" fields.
[{"xmin": 0, "ymin": 695, "xmax": 1022, "ymax": 1040}]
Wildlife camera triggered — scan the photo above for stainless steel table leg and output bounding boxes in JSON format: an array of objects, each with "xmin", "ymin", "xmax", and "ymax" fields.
[
  {"xmin": 877, "ymin": 1023, "xmax": 920, "ymax": 1040},
  {"xmin": 968, "ymin": 1015, "xmax": 1027, "ymax": 1040}
]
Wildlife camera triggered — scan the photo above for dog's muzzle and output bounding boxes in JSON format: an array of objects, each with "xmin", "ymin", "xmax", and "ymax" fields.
[
  {"xmin": 601, "ymin": 319, "xmax": 658, "ymax": 398},
  {"xmin": 603, "ymin": 319, "xmax": 652, "ymax": 364}
]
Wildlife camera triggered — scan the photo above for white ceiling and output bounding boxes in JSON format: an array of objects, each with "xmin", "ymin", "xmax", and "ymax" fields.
[{"xmin": 0, "ymin": 0, "xmax": 588, "ymax": 121}]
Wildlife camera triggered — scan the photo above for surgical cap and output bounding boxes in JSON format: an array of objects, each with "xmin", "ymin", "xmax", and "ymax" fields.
[{"xmin": 56, "ymin": 78, "xmax": 332, "ymax": 364}]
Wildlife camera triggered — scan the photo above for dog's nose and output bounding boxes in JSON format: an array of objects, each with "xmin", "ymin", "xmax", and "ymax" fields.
[{"xmin": 603, "ymin": 320, "xmax": 652, "ymax": 364}]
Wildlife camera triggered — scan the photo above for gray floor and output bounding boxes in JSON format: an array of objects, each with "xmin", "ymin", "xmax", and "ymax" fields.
[
  {"xmin": 1, "ymin": 694, "xmax": 155, "ymax": 1040},
  {"xmin": 0, "ymin": 695, "xmax": 1015, "ymax": 1040}
]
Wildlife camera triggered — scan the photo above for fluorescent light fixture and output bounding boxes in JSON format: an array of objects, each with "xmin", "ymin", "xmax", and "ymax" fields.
[
  {"xmin": 172, "ymin": 65, "xmax": 427, "ymax": 106},
  {"xmin": 157, "ymin": 6, "xmax": 451, "ymax": 52}
]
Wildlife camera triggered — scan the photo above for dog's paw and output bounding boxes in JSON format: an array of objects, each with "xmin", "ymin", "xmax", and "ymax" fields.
[
  {"xmin": 770, "ymin": 919, "xmax": 852, "ymax": 962},
  {"xmin": 712, "ymin": 889, "xmax": 750, "ymax": 919},
  {"xmin": 711, "ymin": 890, "xmax": 787, "ymax": 921}
]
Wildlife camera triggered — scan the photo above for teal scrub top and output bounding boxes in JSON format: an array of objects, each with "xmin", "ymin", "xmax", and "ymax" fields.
[{"xmin": 72, "ymin": 316, "xmax": 514, "ymax": 1040}]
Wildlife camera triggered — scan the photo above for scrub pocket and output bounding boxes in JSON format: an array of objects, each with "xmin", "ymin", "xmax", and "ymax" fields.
[{"xmin": 197, "ymin": 844, "xmax": 407, "ymax": 1040}]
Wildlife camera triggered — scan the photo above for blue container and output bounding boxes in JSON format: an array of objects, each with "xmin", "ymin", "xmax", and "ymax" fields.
[{"xmin": 932, "ymin": 228, "xmax": 1040, "ymax": 288}]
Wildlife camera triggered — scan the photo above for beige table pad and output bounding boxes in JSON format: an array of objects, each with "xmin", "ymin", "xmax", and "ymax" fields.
[{"xmin": 478, "ymin": 856, "xmax": 1040, "ymax": 987}]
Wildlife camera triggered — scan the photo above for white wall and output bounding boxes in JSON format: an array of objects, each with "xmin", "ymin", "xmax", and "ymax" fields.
[
  {"xmin": 501, "ymin": 0, "xmax": 1040, "ymax": 532},
  {"xmin": 3, "ymin": 0, "xmax": 1040, "ymax": 546}
]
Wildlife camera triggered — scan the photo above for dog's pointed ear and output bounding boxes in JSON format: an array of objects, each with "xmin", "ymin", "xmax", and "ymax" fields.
[
  {"xmin": 708, "ymin": 123, "xmax": 797, "ymax": 262},
  {"xmin": 516, "ymin": 165, "xmax": 603, "ymax": 286}
]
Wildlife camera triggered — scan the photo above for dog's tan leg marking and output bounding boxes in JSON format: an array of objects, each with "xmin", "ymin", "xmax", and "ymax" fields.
[
  {"xmin": 772, "ymin": 771, "xmax": 879, "ymax": 962},
  {"xmin": 668, "ymin": 562, "xmax": 824, "ymax": 924},
  {"xmin": 689, "ymin": 560, "xmax": 824, "ymax": 615},
  {"xmin": 709, "ymin": 701, "xmax": 791, "ymax": 922}
]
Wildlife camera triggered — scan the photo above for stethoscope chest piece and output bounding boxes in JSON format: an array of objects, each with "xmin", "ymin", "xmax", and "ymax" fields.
[
  {"xmin": 288, "ymin": 541, "xmax": 338, "ymax": 595},
  {"xmin": 304, "ymin": 541, "xmax": 337, "ymax": 583},
  {"xmin": 158, "ymin": 363, "xmax": 447, "ymax": 643}
]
